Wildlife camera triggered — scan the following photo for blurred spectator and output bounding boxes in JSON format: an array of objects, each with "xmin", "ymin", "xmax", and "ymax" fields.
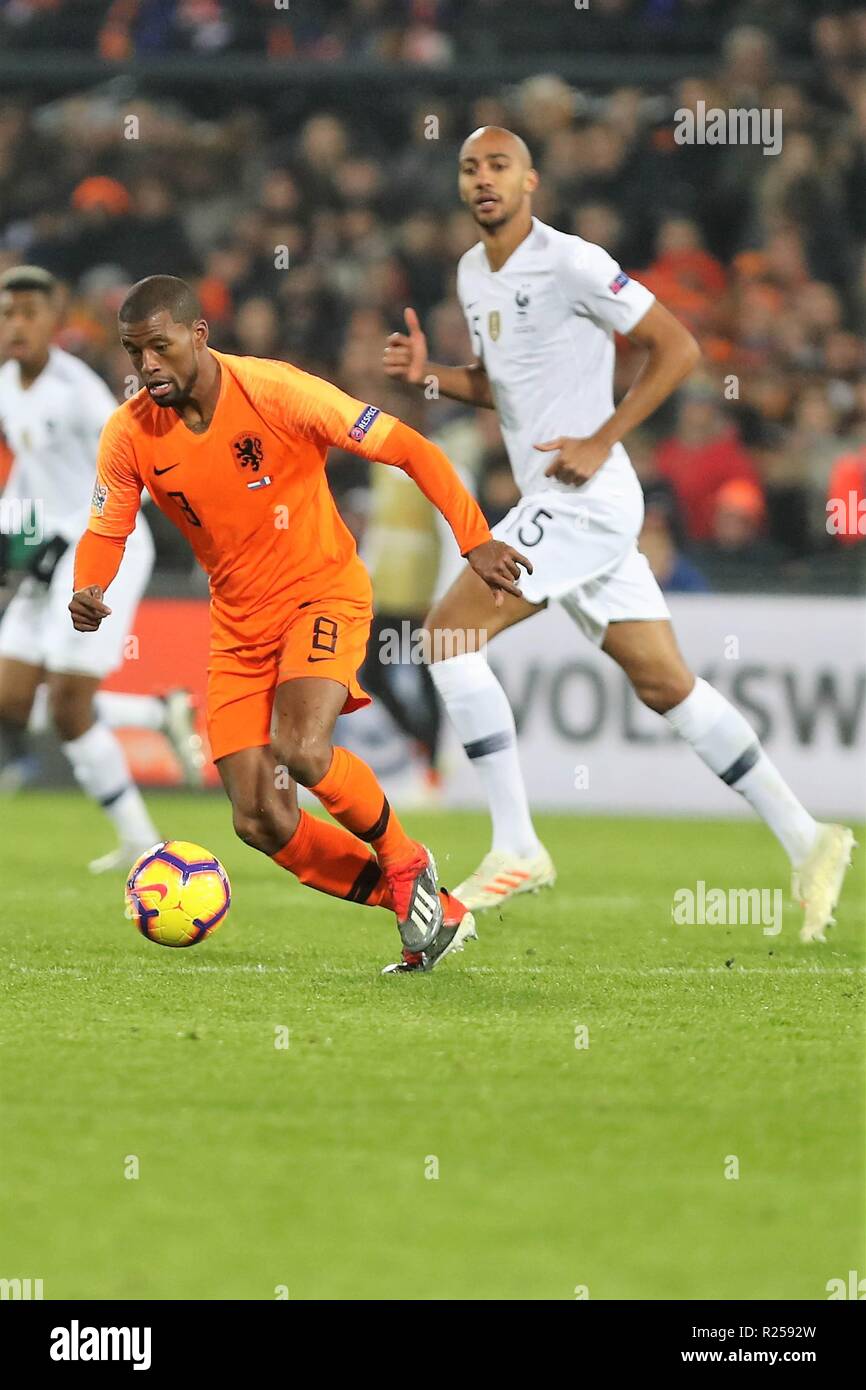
[
  {"xmin": 689, "ymin": 477, "xmax": 789, "ymax": 586},
  {"xmin": 639, "ymin": 507, "xmax": 710, "ymax": 593},
  {"xmin": 709, "ymin": 479, "xmax": 768, "ymax": 551},
  {"xmin": 655, "ymin": 380, "xmax": 763, "ymax": 541}
]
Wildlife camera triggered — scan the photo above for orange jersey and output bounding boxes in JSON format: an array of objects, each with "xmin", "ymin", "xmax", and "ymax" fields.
[{"xmin": 81, "ymin": 350, "xmax": 490, "ymax": 647}]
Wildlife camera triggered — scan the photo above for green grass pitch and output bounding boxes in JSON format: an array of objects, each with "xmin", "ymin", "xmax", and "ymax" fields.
[{"xmin": 1, "ymin": 792, "xmax": 863, "ymax": 1301}]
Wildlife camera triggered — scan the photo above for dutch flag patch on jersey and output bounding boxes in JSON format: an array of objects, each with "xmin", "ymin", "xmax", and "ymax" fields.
[
  {"xmin": 609, "ymin": 271, "xmax": 630, "ymax": 295},
  {"xmin": 348, "ymin": 404, "xmax": 380, "ymax": 442}
]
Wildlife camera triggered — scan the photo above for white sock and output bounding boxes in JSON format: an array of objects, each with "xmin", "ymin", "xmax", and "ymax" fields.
[
  {"xmin": 664, "ymin": 677, "xmax": 819, "ymax": 866},
  {"xmin": 29, "ymin": 687, "xmax": 166, "ymax": 734},
  {"xmin": 429, "ymin": 651, "xmax": 541, "ymax": 858},
  {"xmin": 62, "ymin": 722, "xmax": 159, "ymax": 848}
]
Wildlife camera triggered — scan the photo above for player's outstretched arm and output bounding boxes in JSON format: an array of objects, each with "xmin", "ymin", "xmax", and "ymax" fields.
[
  {"xmin": 294, "ymin": 366, "xmax": 528, "ymax": 600},
  {"xmin": 69, "ymin": 413, "xmax": 143, "ymax": 630},
  {"xmin": 375, "ymin": 419, "xmax": 531, "ymax": 603},
  {"xmin": 383, "ymin": 307, "xmax": 495, "ymax": 409},
  {"xmin": 612, "ymin": 300, "xmax": 701, "ymax": 442},
  {"xmin": 69, "ymin": 530, "xmax": 129, "ymax": 629},
  {"xmin": 535, "ymin": 301, "xmax": 701, "ymax": 487}
]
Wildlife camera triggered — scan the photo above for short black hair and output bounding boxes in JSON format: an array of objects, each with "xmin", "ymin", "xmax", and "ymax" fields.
[
  {"xmin": 119, "ymin": 275, "xmax": 202, "ymax": 327},
  {"xmin": 0, "ymin": 265, "xmax": 57, "ymax": 296}
]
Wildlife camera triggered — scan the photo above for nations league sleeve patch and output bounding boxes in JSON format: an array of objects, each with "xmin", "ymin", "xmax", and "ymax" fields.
[
  {"xmin": 348, "ymin": 404, "xmax": 380, "ymax": 443},
  {"xmin": 91, "ymin": 478, "xmax": 108, "ymax": 516},
  {"xmin": 609, "ymin": 271, "xmax": 630, "ymax": 295}
]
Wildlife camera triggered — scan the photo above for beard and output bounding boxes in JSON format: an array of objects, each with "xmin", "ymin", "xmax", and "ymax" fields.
[
  {"xmin": 472, "ymin": 200, "xmax": 516, "ymax": 234},
  {"xmin": 149, "ymin": 361, "xmax": 198, "ymax": 407}
]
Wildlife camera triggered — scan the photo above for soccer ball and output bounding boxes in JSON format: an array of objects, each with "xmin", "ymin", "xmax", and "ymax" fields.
[{"xmin": 125, "ymin": 841, "xmax": 231, "ymax": 948}]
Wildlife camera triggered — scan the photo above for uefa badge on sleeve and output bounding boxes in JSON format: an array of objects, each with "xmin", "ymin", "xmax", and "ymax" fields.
[
  {"xmin": 91, "ymin": 478, "xmax": 108, "ymax": 516},
  {"xmin": 348, "ymin": 404, "xmax": 380, "ymax": 443}
]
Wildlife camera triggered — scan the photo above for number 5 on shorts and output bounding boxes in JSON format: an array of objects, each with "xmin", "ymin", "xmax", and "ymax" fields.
[{"xmin": 516, "ymin": 507, "xmax": 553, "ymax": 548}]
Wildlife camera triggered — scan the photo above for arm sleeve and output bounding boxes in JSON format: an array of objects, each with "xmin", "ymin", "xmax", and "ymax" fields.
[
  {"xmin": 73, "ymin": 411, "xmax": 143, "ymax": 592},
  {"xmin": 286, "ymin": 369, "xmax": 492, "ymax": 553},
  {"xmin": 560, "ymin": 239, "xmax": 655, "ymax": 336},
  {"xmin": 73, "ymin": 530, "xmax": 126, "ymax": 593},
  {"xmin": 290, "ymin": 371, "xmax": 400, "ymax": 462},
  {"xmin": 374, "ymin": 421, "xmax": 492, "ymax": 556}
]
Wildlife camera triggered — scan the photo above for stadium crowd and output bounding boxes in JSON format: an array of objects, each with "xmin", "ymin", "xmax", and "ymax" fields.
[
  {"xmin": 1, "ymin": 0, "xmax": 866, "ymax": 594},
  {"xmin": 0, "ymin": 0, "xmax": 851, "ymax": 61}
]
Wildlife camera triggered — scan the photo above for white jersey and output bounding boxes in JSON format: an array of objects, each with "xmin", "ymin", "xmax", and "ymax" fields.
[
  {"xmin": 0, "ymin": 346, "xmax": 150, "ymax": 549},
  {"xmin": 0, "ymin": 346, "xmax": 153, "ymax": 677},
  {"xmin": 456, "ymin": 217, "xmax": 655, "ymax": 500}
]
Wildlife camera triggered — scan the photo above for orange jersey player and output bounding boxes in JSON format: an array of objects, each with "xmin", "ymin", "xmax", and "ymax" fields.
[{"xmin": 70, "ymin": 275, "xmax": 531, "ymax": 973}]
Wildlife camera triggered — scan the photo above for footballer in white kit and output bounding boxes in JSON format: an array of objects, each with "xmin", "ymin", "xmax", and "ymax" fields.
[
  {"xmin": 384, "ymin": 126, "xmax": 854, "ymax": 945},
  {"xmin": 457, "ymin": 214, "xmax": 668, "ymax": 643},
  {"xmin": 0, "ymin": 266, "xmax": 202, "ymax": 871}
]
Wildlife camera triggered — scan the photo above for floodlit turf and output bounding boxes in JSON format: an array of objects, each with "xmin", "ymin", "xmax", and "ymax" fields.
[{"xmin": 1, "ymin": 792, "xmax": 863, "ymax": 1301}]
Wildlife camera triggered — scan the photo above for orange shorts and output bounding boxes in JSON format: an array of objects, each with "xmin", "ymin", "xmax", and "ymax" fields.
[{"xmin": 206, "ymin": 595, "xmax": 372, "ymax": 763}]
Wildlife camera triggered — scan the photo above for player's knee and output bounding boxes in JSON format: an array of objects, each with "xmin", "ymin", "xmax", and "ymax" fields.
[
  {"xmin": 273, "ymin": 732, "xmax": 332, "ymax": 788},
  {"xmin": 232, "ymin": 800, "xmax": 296, "ymax": 855},
  {"xmin": 632, "ymin": 669, "xmax": 693, "ymax": 714}
]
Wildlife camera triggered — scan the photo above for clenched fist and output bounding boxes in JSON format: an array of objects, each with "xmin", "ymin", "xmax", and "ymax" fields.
[{"xmin": 69, "ymin": 585, "xmax": 112, "ymax": 632}]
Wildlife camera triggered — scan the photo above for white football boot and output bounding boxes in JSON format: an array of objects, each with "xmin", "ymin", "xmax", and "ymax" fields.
[
  {"xmin": 793, "ymin": 823, "xmax": 857, "ymax": 943},
  {"xmin": 453, "ymin": 845, "xmax": 556, "ymax": 913},
  {"xmin": 161, "ymin": 689, "xmax": 206, "ymax": 788},
  {"xmin": 89, "ymin": 841, "xmax": 157, "ymax": 876}
]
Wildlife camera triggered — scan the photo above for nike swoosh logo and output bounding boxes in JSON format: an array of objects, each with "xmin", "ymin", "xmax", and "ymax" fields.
[
  {"xmin": 306, "ymin": 655, "xmax": 332, "ymax": 663},
  {"xmin": 133, "ymin": 882, "xmax": 168, "ymax": 900},
  {"xmin": 154, "ymin": 464, "xmax": 180, "ymax": 476}
]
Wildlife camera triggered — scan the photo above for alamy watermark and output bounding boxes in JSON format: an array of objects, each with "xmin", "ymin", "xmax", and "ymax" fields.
[
  {"xmin": 0, "ymin": 1276, "xmax": 43, "ymax": 1299},
  {"xmin": 674, "ymin": 101, "xmax": 782, "ymax": 157},
  {"xmin": 672, "ymin": 880, "xmax": 783, "ymax": 936},
  {"xmin": 0, "ymin": 497, "xmax": 44, "ymax": 545},
  {"xmin": 826, "ymin": 1269, "xmax": 866, "ymax": 1299},
  {"xmin": 826, "ymin": 492, "xmax": 866, "ymax": 539},
  {"xmin": 49, "ymin": 1322, "xmax": 151, "ymax": 1370},
  {"xmin": 379, "ymin": 622, "xmax": 488, "ymax": 665}
]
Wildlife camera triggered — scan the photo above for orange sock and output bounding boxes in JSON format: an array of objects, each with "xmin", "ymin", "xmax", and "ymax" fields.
[
  {"xmin": 273, "ymin": 809, "xmax": 394, "ymax": 909},
  {"xmin": 310, "ymin": 746, "xmax": 420, "ymax": 872}
]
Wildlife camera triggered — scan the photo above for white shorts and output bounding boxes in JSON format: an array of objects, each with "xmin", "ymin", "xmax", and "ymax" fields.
[
  {"xmin": 492, "ymin": 483, "xmax": 670, "ymax": 645},
  {"xmin": 0, "ymin": 522, "xmax": 154, "ymax": 678}
]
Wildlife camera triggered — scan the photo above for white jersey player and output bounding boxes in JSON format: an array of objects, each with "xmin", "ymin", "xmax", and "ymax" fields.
[
  {"xmin": 384, "ymin": 126, "xmax": 853, "ymax": 943},
  {"xmin": 0, "ymin": 266, "xmax": 201, "ymax": 871}
]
